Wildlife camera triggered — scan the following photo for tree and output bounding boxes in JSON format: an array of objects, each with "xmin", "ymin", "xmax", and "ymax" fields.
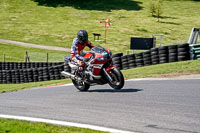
[{"xmin": 149, "ymin": 0, "xmax": 164, "ymax": 22}]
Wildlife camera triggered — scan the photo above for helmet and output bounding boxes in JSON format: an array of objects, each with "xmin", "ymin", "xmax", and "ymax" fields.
[{"xmin": 77, "ymin": 30, "xmax": 88, "ymax": 44}]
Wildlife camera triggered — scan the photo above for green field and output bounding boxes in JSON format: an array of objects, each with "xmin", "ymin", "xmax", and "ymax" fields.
[
  {"xmin": 0, "ymin": 0, "xmax": 200, "ymax": 53},
  {"xmin": 0, "ymin": 118, "xmax": 107, "ymax": 133},
  {"xmin": 0, "ymin": 43, "xmax": 68, "ymax": 62}
]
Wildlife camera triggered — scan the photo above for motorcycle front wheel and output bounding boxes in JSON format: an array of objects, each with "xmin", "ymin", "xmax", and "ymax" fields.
[
  {"xmin": 108, "ymin": 68, "xmax": 124, "ymax": 90},
  {"xmin": 72, "ymin": 79, "xmax": 90, "ymax": 91}
]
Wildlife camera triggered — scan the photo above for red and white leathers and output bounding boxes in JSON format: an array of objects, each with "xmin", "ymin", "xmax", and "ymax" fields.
[{"xmin": 70, "ymin": 38, "xmax": 94, "ymax": 66}]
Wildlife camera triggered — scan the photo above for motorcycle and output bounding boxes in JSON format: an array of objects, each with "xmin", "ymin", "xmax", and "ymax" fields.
[{"xmin": 61, "ymin": 45, "xmax": 124, "ymax": 91}]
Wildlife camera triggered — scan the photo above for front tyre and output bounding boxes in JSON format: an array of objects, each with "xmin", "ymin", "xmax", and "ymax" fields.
[
  {"xmin": 72, "ymin": 79, "xmax": 90, "ymax": 91},
  {"xmin": 108, "ymin": 68, "xmax": 124, "ymax": 90}
]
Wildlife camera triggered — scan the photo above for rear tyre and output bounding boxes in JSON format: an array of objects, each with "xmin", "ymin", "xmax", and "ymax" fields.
[
  {"xmin": 72, "ymin": 79, "xmax": 90, "ymax": 91},
  {"xmin": 108, "ymin": 68, "xmax": 124, "ymax": 90}
]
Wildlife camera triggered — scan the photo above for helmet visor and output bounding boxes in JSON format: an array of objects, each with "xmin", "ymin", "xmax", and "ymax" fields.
[{"xmin": 79, "ymin": 36, "xmax": 88, "ymax": 43}]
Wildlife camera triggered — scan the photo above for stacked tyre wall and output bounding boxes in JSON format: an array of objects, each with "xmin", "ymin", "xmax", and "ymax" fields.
[
  {"xmin": 112, "ymin": 43, "xmax": 190, "ymax": 70},
  {"xmin": 0, "ymin": 62, "xmax": 65, "ymax": 84},
  {"xmin": 0, "ymin": 43, "xmax": 191, "ymax": 84}
]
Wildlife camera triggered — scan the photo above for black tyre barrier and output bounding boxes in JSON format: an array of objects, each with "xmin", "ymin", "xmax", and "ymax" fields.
[
  {"xmin": 168, "ymin": 45, "xmax": 178, "ymax": 63},
  {"xmin": 0, "ymin": 44, "xmax": 191, "ymax": 84},
  {"xmin": 112, "ymin": 53, "xmax": 123, "ymax": 58},
  {"xmin": 0, "ymin": 62, "xmax": 64, "ymax": 71},
  {"xmin": 112, "ymin": 53, "xmax": 123, "ymax": 70},
  {"xmin": 0, "ymin": 63, "xmax": 65, "ymax": 84},
  {"xmin": 112, "ymin": 43, "xmax": 190, "ymax": 71}
]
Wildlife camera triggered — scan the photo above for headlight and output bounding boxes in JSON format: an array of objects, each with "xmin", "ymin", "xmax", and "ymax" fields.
[{"xmin": 97, "ymin": 57, "xmax": 105, "ymax": 61}]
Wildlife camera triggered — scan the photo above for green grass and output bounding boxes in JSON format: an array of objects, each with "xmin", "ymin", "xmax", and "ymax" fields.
[
  {"xmin": 0, "ymin": 79, "xmax": 72, "ymax": 93},
  {"xmin": 122, "ymin": 60, "xmax": 200, "ymax": 79},
  {"xmin": 0, "ymin": 0, "xmax": 200, "ymax": 53},
  {"xmin": 0, "ymin": 43, "xmax": 68, "ymax": 62},
  {"xmin": 0, "ymin": 118, "xmax": 107, "ymax": 133}
]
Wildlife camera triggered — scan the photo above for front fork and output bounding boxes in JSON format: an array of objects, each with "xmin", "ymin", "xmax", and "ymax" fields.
[
  {"xmin": 103, "ymin": 68, "xmax": 113, "ymax": 82},
  {"xmin": 102, "ymin": 66, "xmax": 117, "ymax": 82}
]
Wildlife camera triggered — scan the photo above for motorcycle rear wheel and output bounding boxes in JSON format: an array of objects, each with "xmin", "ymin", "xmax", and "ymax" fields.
[
  {"xmin": 108, "ymin": 68, "xmax": 124, "ymax": 90},
  {"xmin": 72, "ymin": 79, "xmax": 90, "ymax": 91}
]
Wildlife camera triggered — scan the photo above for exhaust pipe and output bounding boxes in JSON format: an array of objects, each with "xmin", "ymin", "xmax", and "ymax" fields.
[{"xmin": 61, "ymin": 71, "xmax": 75, "ymax": 80}]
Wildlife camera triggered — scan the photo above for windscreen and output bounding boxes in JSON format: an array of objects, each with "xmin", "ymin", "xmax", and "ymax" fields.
[{"xmin": 91, "ymin": 45, "xmax": 106, "ymax": 54}]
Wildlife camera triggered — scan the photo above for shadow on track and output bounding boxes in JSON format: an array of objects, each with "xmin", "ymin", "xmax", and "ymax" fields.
[{"xmin": 87, "ymin": 88, "xmax": 143, "ymax": 93}]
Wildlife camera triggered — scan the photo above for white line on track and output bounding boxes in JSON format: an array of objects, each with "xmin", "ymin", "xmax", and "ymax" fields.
[{"xmin": 0, "ymin": 114, "xmax": 134, "ymax": 133}]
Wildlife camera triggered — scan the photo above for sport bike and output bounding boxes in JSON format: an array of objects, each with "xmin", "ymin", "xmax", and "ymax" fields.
[{"xmin": 61, "ymin": 45, "xmax": 124, "ymax": 91}]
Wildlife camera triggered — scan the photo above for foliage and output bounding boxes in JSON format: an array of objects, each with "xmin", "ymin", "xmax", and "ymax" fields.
[{"xmin": 149, "ymin": 0, "xmax": 164, "ymax": 22}]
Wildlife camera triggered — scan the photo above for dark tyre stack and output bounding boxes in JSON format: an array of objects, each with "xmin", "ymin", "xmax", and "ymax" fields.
[
  {"xmin": 15, "ymin": 70, "xmax": 20, "ymax": 83},
  {"xmin": 4, "ymin": 62, "xmax": 9, "ymax": 70},
  {"xmin": 177, "ymin": 43, "xmax": 190, "ymax": 61},
  {"xmin": 53, "ymin": 66, "xmax": 61, "ymax": 80},
  {"xmin": 135, "ymin": 53, "xmax": 144, "ymax": 67},
  {"xmin": 151, "ymin": 48, "xmax": 159, "ymax": 65},
  {"xmin": 38, "ymin": 68, "xmax": 43, "ymax": 82},
  {"xmin": 32, "ymin": 68, "xmax": 38, "ymax": 82},
  {"xmin": 0, "ymin": 62, "xmax": 2, "ymax": 70},
  {"xmin": 30, "ymin": 63, "xmax": 35, "ymax": 68},
  {"xmin": 158, "ymin": 46, "xmax": 168, "ymax": 64},
  {"xmin": 168, "ymin": 45, "xmax": 178, "ymax": 63},
  {"xmin": 58, "ymin": 64, "xmax": 65, "ymax": 79},
  {"xmin": 6, "ymin": 70, "xmax": 11, "ymax": 84},
  {"xmin": 26, "ymin": 63, "xmax": 30, "ymax": 69},
  {"xmin": 143, "ymin": 51, "xmax": 151, "ymax": 66},
  {"xmin": 27, "ymin": 69, "xmax": 33, "ymax": 82},
  {"xmin": 21, "ymin": 63, "xmax": 25, "ymax": 69},
  {"xmin": 0, "ymin": 70, "xmax": 2, "ymax": 84},
  {"xmin": 112, "ymin": 53, "xmax": 123, "ymax": 70},
  {"xmin": 11, "ymin": 70, "xmax": 16, "ymax": 83},
  {"xmin": 23, "ymin": 69, "xmax": 28, "ymax": 83},
  {"xmin": 19, "ymin": 69, "xmax": 24, "ymax": 83},
  {"xmin": 43, "ymin": 67, "xmax": 49, "ymax": 81},
  {"xmin": 121, "ymin": 55, "xmax": 129, "ymax": 70},
  {"xmin": 49, "ymin": 67, "xmax": 55, "ymax": 80},
  {"xmin": 127, "ymin": 54, "xmax": 136, "ymax": 68},
  {"xmin": 1, "ymin": 70, "xmax": 7, "ymax": 84}
]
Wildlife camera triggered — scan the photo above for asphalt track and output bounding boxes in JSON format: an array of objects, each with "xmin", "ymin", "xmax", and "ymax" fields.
[{"xmin": 0, "ymin": 78, "xmax": 200, "ymax": 133}]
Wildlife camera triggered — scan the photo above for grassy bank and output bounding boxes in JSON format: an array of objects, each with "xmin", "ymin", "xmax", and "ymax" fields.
[
  {"xmin": 0, "ymin": 43, "xmax": 68, "ymax": 62},
  {"xmin": 122, "ymin": 60, "xmax": 200, "ymax": 79},
  {"xmin": 0, "ymin": 79, "xmax": 72, "ymax": 93},
  {"xmin": 0, "ymin": 0, "xmax": 200, "ymax": 53},
  {"xmin": 0, "ymin": 118, "xmax": 107, "ymax": 133}
]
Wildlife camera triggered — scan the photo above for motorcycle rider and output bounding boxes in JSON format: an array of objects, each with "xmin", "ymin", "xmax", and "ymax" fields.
[{"xmin": 70, "ymin": 30, "xmax": 94, "ymax": 69}]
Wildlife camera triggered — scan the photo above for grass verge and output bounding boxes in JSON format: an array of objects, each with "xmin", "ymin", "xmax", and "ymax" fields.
[
  {"xmin": 122, "ymin": 60, "xmax": 200, "ymax": 79},
  {"xmin": 0, "ymin": 43, "xmax": 68, "ymax": 62},
  {"xmin": 0, "ymin": 79, "xmax": 72, "ymax": 93},
  {"xmin": 0, "ymin": 118, "xmax": 107, "ymax": 133}
]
